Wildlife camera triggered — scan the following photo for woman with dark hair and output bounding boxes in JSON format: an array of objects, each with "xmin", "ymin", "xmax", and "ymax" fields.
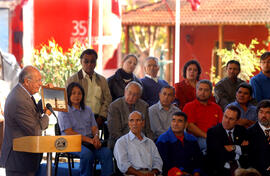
[
  {"xmin": 174, "ymin": 60, "xmax": 202, "ymax": 110},
  {"xmin": 107, "ymin": 54, "xmax": 142, "ymax": 101},
  {"xmin": 58, "ymin": 82, "xmax": 113, "ymax": 176}
]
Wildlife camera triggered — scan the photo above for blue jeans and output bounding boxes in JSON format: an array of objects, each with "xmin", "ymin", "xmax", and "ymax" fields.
[{"xmin": 71, "ymin": 145, "xmax": 113, "ymax": 176}]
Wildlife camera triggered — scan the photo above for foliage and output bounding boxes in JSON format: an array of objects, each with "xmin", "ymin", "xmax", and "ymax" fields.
[
  {"xmin": 211, "ymin": 39, "xmax": 266, "ymax": 84},
  {"xmin": 31, "ymin": 40, "xmax": 89, "ymax": 87}
]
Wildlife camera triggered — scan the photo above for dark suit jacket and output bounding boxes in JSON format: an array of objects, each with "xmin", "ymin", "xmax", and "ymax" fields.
[
  {"xmin": 107, "ymin": 97, "xmax": 153, "ymax": 148},
  {"xmin": 248, "ymin": 122, "xmax": 270, "ymax": 176},
  {"xmin": 0, "ymin": 84, "xmax": 49, "ymax": 172},
  {"xmin": 207, "ymin": 123, "xmax": 248, "ymax": 175}
]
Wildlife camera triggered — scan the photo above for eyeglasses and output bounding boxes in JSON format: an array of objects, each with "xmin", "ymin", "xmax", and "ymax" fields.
[{"xmin": 83, "ymin": 59, "xmax": 96, "ymax": 64}]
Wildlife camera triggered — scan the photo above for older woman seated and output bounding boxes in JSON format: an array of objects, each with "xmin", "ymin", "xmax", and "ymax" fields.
[{"xmin": 58, "ymin": 82, "xmax": 113, "ymax": 176}]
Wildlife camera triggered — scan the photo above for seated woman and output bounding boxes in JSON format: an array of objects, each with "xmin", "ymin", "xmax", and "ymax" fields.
[
  {"xmin": 175, "ymin": 60, "xmax": 215, "ymax": 110},
  {"xmin": 58, "ymin": 82, "xmax": 113, "ymax": 176},
  {"xmin": 107, "ymin": 54, "xmax": 141, "ymax": 101},
  {"xmin": 174, "ymin": 60, "xmax": 202, "ymax": 110}
]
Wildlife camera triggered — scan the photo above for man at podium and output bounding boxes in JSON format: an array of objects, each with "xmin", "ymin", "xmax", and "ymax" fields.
[{"xmin": 0, "ymin": 66, "xmax": 51, "ymax": 176}]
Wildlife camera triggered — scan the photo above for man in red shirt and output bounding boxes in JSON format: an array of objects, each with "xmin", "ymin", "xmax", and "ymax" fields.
[{"xmin": 183, "ymin": 79, "xmax": 223, "ymax": 154}]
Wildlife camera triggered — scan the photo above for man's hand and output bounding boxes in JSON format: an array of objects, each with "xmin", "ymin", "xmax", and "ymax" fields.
[
  {"xmin": 241, "ymin": 140, "xmax": 249, "ymax": 146},
  {"xmin": 224, "ymin": 145, "xmax": 235, "ymax": 152},
  {"xmin": 44, "ymin": 108, "xmax": 52, "ymax": 116},
  {"xmin": 93, "ymin": 135, "xmax": 102, "ymax": 149},
  {"xmin": 43, "ymin": 83, "xmax": 54, "ymax": 88}
]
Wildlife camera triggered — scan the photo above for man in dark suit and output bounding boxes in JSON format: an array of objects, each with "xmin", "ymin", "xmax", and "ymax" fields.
[
  {"xmin": 107, "ymin": 81, "xmax": 153, "ymax": 149},
  {"xmin": 0, "ymin": 66, "xmax": 51, "ymax": 176},
  {"xmin": 248, "ymin": 100, "xmax": 270, "ymax": 176},
  {"xmin": 207, "ymin": 105, "xmax": 248, "ymax": 176}
]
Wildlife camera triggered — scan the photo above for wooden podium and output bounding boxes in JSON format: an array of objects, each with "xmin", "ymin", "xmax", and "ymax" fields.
[{"xmin": 13, "ymin": 135, "xmax": 81, "ymax": 176}]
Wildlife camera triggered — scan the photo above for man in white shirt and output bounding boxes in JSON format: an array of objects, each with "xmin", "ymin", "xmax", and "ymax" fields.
[{"xmin": 114, "ymin": 111, "xmax": 162, "ymax": 176}]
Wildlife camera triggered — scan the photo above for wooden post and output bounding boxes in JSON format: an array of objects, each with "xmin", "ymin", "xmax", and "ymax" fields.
[
  {"xmin": 166, "ymin": 26, "xmax": 172, "ymax": 84},
  {"xmin": 218, "ymin": 25, "xmax": 224, "ymax": 78},
  {"xmin": 124, "ymin": 25, "xmax": 129, "ymax": 54}
]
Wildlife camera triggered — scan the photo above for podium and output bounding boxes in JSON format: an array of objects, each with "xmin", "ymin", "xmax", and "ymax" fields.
[{"xmin": 13, "ymin": 135, "xmax": 82, "ymax": 176}]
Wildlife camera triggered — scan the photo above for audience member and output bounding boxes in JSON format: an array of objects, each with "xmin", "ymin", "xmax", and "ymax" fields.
[
  {"xmin": 250, "ymin": 52, "xmax": 270, "ymax": 102},
  {"xmin": 215, "ymin": 60, "xmax": 245, "ymax": 110},
  {"xmin": 114, "ymin": 111, "xmax": 163, "ymax": 176},
  {"xmin": 108, "ymin": 54, "xmax": 142, "ymax": 101},
  {"xmin": 175, "ymin": 60, "xmax": 201, "ymax": 110},
  {"xmin": 248, "ymin": 100, "xmax": 270, "ymax": 176},
  {"xmin": 149, "ymin": 85, "xmax": 180, "ymax": 140},
  {"xmin": 0, "ymin": 66, "xmax": 50, "ymax": 176},
  {"xmin": 107, "ymin": 81, "xmax": 153, "ymax": 148},
  {"xmin": 156, "ymin": 111, "xmax": 202, "ymax": 176},
  {"xmin": 67, "ymin": 49, "xmax": 112, "ymax": 139},
  {"xmin": 141, "ymin": 56, "xmax": 169, "ymax": 106},
  {"xmin": 58, "ymin": 82, "xmax": 113, "ymax": 176},
  {"xmin": 226, "ymin": 83, "xmax": 257, "ymax": 128},
  {"xmin": 207, "ymin": 105, "xmax": 249, "ymax": 176},
  {"xmin": 183, "ymin": 79, "xmax": 223, "ymax": 153}
]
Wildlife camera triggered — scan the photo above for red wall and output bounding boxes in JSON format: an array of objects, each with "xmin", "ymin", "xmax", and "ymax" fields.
[{"xmin": 178, "ymin": 25, "xmax": 268, "ymax": 81}]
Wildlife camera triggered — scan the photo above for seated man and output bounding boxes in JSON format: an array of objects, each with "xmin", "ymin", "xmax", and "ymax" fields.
[
  {"xmin": 114, "ymin": 111, "xmax": 163, "ymax": 176},
  {"xmin": 149, "ymin": 85, "xmax": 180, "ymax": 140},
  {"xmin": 226, "ymin": 83, "xmax": 257, "ymax": 128},
  {"xmin": 156, "ymin": 111, "xmax": 202, "ymax": 176},
  {"xmin": 141, "ymin": 56, "xmax": 169, "ymax": 106},
  {"xmin": 214, "ymin": 60, "xmax": 244, "ymax": 110},
  {"xmin": 107, "ymin": 81, "xmax": 153, "ymax": 148},
  {"xmin": 183, "ymin": 79, "xmax": 223, "ymax": 154},
  {"xmin": 207, "ymin": 105, "xmax": 249, "ymax": 176},
  {"xmin": 248, "ymin": 100, "xmax": 270, "ymax": 176},
  {"xmin": 58, "ymin": 82, "xmax": 113, "ymax": 176}
]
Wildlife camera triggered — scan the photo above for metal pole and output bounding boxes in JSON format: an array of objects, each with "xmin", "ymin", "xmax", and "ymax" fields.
[
  {"xmin": 46, "ymin": 152, "xmax": 52, "ymax": 176},
  {"xmin": 88, "ymin": 0, "xmax": 93, "ymax": 48},
  {"xmin": 174, "ymin": 0, "xmax": 180, "ymax": 83}
]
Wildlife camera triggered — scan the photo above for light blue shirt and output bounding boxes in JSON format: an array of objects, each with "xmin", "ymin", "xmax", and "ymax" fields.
[
  {"xmin": 250, "ymin": 72, "xmax": 270, "ymax": 102},
  {"xmin": 226, "ymin": 101, "xmax": 257, "ymax": 121},
  {"xmin": 58, "ymin": 105, "xmax": 97, "ymax": 137},
  {"xmin": 149, "ymin": 101, "xmax": 180, "ymax": 139},
  {"xmin": 113, "ymin": 131, "xmax": 163, "ymax": 173}
]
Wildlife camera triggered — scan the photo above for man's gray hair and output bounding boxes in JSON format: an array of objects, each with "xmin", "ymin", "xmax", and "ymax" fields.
[
  {"xmin": 18, "ymin": 66, "xmax": 39, "ymax": 84},
  {"xmin": 125, "ymin": 81, "xmax": 143, "ymax": 97},
  {"xmin": 196, "ymin": 79, "xmax": 213, "ymax": 92},
  {"xmin": 128, "ymin": 111, "xmax": 144, "ymax": 120},
  {"xmin": 144, "ymin": 56, "xmax": 159, "ymax": 66}
]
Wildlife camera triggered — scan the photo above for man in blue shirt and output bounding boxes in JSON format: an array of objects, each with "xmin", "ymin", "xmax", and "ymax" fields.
[
  {"xmin": 114, "ymin": 111, "xmax": 163, "ymax": 176},
  {"xmin": 226, "ymin": 83, "xmax": 257, "ymax": 128},
  {"xmin": 149, "ymin": 86, "xmax": 180, "ymax": 140},
  {"xmin": 141, "ymin": 56, "xmax": 169, "ymax": 106},
  {"xmin": 156, "ymin": 111, "xmax": 201, "ymax": 176},
  {"xmin": 250, "ymin": 51, "xmax": 270, "ymax": 102}
]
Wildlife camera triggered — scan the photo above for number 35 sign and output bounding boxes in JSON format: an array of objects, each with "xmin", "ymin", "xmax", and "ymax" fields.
[{"xmin": 34, "ymin": 0, "xmax": 90, "ymax": 50}]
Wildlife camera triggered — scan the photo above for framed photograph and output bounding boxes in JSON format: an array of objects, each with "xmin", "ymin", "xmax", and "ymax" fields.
[{"xmin": 41, "ymin": 86, "xmax": 68, "ymax": 112}]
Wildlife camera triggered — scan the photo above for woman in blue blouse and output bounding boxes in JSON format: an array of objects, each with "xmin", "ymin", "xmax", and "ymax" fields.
[{"xmin": 58, "ymin": 82, "xmax": 113, "ymax": 176}]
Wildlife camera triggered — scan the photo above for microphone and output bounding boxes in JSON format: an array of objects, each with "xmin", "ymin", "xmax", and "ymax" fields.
[{"xmin": 46, "ymin": 103, "xmax": 58, "ymax": 123}]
